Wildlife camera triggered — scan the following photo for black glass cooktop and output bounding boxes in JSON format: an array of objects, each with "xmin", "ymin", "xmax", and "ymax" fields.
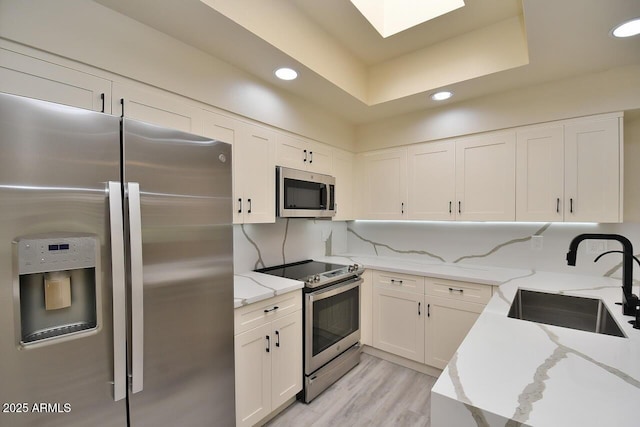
[{"xmin": 255, "ymin": 259, "xmax": 347, "ymax": 280}]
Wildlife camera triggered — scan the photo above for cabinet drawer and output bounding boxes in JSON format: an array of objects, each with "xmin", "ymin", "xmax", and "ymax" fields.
[
  {"xmin": 235, "ymin": 290, "xmax": 302, "ymax": 335},
  {"xmin": 424, "ymin": 277, "xmax": 492, "ymax": 304},
  {"xmin": 372, "ymin": 270, "xmax": 424, "ymax": 294}
]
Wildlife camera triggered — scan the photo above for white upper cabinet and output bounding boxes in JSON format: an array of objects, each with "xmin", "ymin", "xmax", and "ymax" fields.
[
  {"xmin": 455, "ymin": 131, "xmax": 516, "ymax": 221},
  {"xmin": 202, "ymin": 110, "xmax": 275, "ymax": 224},
  {"xmin": 276, "ymin": 134, "xmax": 332, "ymax": 174},
  {"xmin": 408, "ymin": 141, "xmax": 456, "ymax": 220},
  {"xmin": 565, "ymin": 116, "xmax": 622, "ymax": 223},
  {"xmin": 516, "ymin": 126, "xmax": 565, "ymax": 221},
  {"xmin": 113, "ymin": 81, "xmax": 203, "ymax": 134},
  {"xmin": 359, "ymin": 148, "xmax": 408, "ymax": 220},
  {"xmin": 0, "ymin": 47, "xmax": 111, "ymax": 112},
  {"xmin": 332, "ymin": 148, "xmax": 354, "ymax": 221},
  {"xmin": 516, "ymin": 115, "xmax": 623, "ymax": 223}
]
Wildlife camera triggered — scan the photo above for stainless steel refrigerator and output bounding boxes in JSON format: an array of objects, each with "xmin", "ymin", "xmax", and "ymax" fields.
[{"xmin": 0, "ymin": 92, "xmax": 235, "ymax": 426}]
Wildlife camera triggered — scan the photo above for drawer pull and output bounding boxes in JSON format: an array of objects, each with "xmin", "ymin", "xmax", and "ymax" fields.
[
  {"xmin": 390, "ymin": 279, "xmax": 404, "ymax": 285},
  {"xmin": 448, "ymin": 287, "xmax": 464, "ymax": 294},
  {"xmin": 264, "ymin": 306, "xmax": 279, "ymax": 313}
]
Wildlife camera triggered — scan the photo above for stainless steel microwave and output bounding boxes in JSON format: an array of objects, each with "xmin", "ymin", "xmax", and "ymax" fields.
[{"xmin": 276, "ymin": 166, "xmax": 336, "ymax": 218}]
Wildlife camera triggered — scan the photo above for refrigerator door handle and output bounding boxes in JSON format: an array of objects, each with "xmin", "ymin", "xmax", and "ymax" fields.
[
  {"xmin": 108, "ymin": 181, "xmax": 127, "ymax": 402},
  {"xmin": 128, "ymin": 182, "xmax": 145, "ymax": 394}
]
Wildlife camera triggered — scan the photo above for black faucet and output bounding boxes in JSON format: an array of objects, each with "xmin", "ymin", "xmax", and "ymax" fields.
[{"xmin": 566, "ymin": 234, "xmax": 640, "ymax": 325}]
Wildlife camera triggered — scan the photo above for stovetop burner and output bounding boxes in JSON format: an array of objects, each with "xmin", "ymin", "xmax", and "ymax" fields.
[{"xmin": 255, "ymin": 259, "xmax": 362, "ymax": 289}]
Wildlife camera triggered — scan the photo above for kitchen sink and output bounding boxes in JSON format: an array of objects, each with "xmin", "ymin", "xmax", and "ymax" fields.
[{"xmin": 507, "ymin": 289, "xmax": 626, "ymax": 338}]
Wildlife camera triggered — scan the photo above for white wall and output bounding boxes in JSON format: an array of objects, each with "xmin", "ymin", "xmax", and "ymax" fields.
[{"xmin": 0, "ymin": 0, "xmax": 355, "ymax": 150}]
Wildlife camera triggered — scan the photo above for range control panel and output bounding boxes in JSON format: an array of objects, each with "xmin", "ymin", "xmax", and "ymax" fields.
[{"xmin": 17, "ymin": 236, "xmax": 97, "ymax": 275}]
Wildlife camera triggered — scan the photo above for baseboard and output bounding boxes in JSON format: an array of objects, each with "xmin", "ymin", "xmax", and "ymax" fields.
[{"xmin": 362, "ymin": 345, "xmax": 443, "ymax": 378}]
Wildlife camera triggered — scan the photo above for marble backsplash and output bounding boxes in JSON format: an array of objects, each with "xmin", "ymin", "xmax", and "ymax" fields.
[
  {"xmin": 346, "ymin": 221, "xmax": 640, "ymax": 282},
  {"xmin": 233, "ymin": 219, "xmax": 347, "ymax": 273},
  {"xmin": 234, "ymin": 219, "xmax": 640, "ymax": 283}
]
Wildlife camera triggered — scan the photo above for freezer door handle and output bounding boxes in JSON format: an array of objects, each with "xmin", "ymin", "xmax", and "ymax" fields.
[
  {"xmin": 128, "ymin": 182, "xmax": 145, "ymax": 394},
  {"xmin": 108, "ymin": 181, "xmax": 127, "ymax": 402}
]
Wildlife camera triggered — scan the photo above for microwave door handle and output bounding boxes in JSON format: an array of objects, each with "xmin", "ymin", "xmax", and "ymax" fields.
[
  {"xmin": 108, "ymin": 182, "xmax": 127, "ymax": 402},
  {"xmin": 127, "ymin": 182, "xmax": 144, "ymax": 394}
]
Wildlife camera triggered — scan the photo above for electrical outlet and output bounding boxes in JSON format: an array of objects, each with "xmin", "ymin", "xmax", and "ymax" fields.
[
  {"xmin": 530, "ymin": 235, "xmax": 543, "ymax": 251},
  {"xmin": 586, "ymin": 240, "xmax": 607, "ymax": 255}
]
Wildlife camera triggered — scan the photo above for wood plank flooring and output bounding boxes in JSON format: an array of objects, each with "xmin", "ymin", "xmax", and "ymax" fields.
[{"xmin": 266, "ymin": 353, "xmax": 438, "ymax": 427}]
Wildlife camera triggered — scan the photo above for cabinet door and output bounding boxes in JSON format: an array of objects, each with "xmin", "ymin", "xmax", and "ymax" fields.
[
  {"xmin": 235, "ymin": 323, "xmax": 271, "ymax": 427},
  {"xmin": 333, "ymin": 148, "xmax": 354, "ymax": 220},
  {"xmin": 271, "ymin": 311, "xmax": 303, "ymax": 409},
  {"xmin": 408, "ymin": 141, "xmax": 456, "ymax": 220},
  {"xmin": 372, "ymin": 287, "xmax": 424, "ymax": 363},
  {"xmin": 424, "ymin": 296, "xmax": 483, "ymax": 370},
  {"xmin": 306, "ymin": 141, "xmax": 333, "ymax": 174},
  {"xmin": 276, "ymin": 134, "xmax": 307, "ymax": 170},
  {"xmin": 516, "ymin": 126, "xmax": 564, "ymax": 221},
  {"xmin": 113, "ymin": 82, "xmax": 202, "ymax": 134},
  {"xmin": 565, "ymin": 117, "xmax": 622, "ymax": 223},
  {"xmin": 239, "ymin": 124, "xmax": 276, "ymax": 224},
  {"xmin": 202, "ymin": 110, "xmax": 244, "ymax": 223},
  {"xmin": 456, "ymin": 132, "xmax": 516, "ymax": 221},
  {"xmin": 361, "ymin": 148, "xmax": 408, "ymax": 219},
  {"xmin": 0, "ymin": 47, "xmax": 111, "ymax": 112}
]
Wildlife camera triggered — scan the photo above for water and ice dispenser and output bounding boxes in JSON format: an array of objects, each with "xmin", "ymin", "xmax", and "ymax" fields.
[{"xmin": 15, "ymin": 234, "xmax": 100, "ymax": 346}]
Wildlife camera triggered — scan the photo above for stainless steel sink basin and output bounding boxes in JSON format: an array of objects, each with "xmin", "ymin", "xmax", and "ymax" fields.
[{"xmin": 508, "ymin": 289, "xmax": 626, "ymax": 338}]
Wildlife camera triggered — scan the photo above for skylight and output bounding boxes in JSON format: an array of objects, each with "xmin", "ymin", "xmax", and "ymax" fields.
[{"xmin": 350, "ymin": 0, "xmax": 465, "ymax": 38}]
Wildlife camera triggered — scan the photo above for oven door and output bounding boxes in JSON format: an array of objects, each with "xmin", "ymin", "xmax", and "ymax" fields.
[{"xmin": 305, "ymin": 277, "xmax": 361, "ymax": 375}]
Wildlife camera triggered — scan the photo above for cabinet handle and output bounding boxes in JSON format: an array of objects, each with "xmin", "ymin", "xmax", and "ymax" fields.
[
  {"xmin": 238, "ymin": 198, "xmax": 242, "ymax": 214},
  {"xmin": 427, "ymin": 304, "xmax": 430, "ymax": 317},
  {"xmin": 303, "ymin": 149, "xmax": 307, "ymax": 163},
  {"xmin": 458, "ymin": 201, "xmax": 462, "ymax": 214},
  {"xmin": 449, "ymin": 201, "xmax": 452, "ymax": 214},
  {"xmin": 266, "ymin": 336, "xmax": 270, "ymax": 353},
  {"xmin": 310, "ymin": 151, "xmax": 313, "ymax": 164},
  {"xmin": 248, "ymin": 198, "xmax": 252, "ymax": 213},
  {"xmin": 390, "ymin": 279, "xmax": 403, "ymax": 285},
  {"xmin": 449, "ymin": 287, "xmax": 464, "ymax": 294},
  {"xmin": 120, "ymin": 98, "xmax": 125, "ymax": 118},
  {"xmin": 263, "ymin": 306, "xmax": 279, "ymax": 313},
  {"xmin": 418, "ymin": 302, "xmax": 421, "ymax": 316},
  {"xmin": 401, "ymin": 202, "xmax": 404, "ymax": 214},
  {"xmin": 570, "ymin": 198, "xmax": 574, "ymax": 213},
  {"xmin": 275, "ymin": 330, "xmax": 280, "ymax": 347},
  {"xmin": 556, "ymin": 198, "xmax": 560, "ymax": 214},
  {"xmin": 100, "ymin": 93, "xmax": 105, "ymax": 113}
]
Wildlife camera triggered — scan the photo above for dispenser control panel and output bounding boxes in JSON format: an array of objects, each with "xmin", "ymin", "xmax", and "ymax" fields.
[{"xmin": 17, "ymin": 236, "xmax": 97, "ymax": 275}]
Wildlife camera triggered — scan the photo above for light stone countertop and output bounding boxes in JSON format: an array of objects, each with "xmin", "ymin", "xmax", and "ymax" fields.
[{"xmin": 233, "ymin": 271, "xmax": 303, "ymax": 309}]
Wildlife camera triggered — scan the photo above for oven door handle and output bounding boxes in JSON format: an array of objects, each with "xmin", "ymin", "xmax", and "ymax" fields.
[{"xmin": 308, "ymin": 277, "xmax": 363, "ymax": 302}]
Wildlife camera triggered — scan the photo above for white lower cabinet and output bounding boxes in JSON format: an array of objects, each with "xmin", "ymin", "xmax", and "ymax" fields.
[
  {"xmin": 370, "ymin": 270, "xmax": 492, "ymax": 370},
  {"xmin": 234, "ymin": 292, "xmax": 302, "ymax": 427},
  {"xmin": 424, "ymin": 296, "xmax": 484, "ymax": 369},
  {"xmin": 372, "ymin": 271, "xmax": 425, "ymax": 363}
]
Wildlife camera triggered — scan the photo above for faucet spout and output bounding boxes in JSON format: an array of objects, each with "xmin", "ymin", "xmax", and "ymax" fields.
[{"xmin": 566, "ymin": 233, "xmax": 637, "ymax": 316}]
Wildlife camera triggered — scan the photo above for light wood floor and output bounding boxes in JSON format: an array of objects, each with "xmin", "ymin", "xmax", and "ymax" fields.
[{"xmin": 266, "ymin": 353, "xmax": 438, "ymax": 427}]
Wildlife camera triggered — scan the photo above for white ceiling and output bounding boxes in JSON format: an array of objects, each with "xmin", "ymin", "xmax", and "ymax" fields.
[{"xmin": 95, "ymin": 0, "xmax": 640, "ymax": 124}]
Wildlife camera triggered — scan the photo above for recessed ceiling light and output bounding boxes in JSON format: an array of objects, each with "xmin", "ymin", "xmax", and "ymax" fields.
[
  {"xmin": 275, "ymin": 67, "xmax": 298, "ymax": 80},
  {"xmin": 611, "ymin": 17, "xmax": 640, "ymax": 38},
  {"xmin": 431, "ymin": 91, "xmax": 453, "ymax": 101}
]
